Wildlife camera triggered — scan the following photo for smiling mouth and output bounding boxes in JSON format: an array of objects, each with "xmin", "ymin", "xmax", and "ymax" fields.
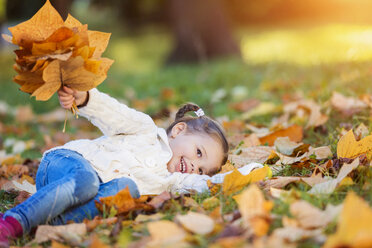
[{"xmin": 179, "ymin": 157, "xmax": 187, "ymax": 173}]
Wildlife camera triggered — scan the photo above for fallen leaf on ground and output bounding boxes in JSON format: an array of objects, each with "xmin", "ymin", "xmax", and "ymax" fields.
[
  {"xmin": 283, "ymin": 99, "xmax": 328, "ymax": 128},
  {"xmin": 33, "ymin": 223, "xmax": 86, "ymax": 244},
  {"xmin": 272, "ymin": 226, "xmax": 325, "ymax": 243},
  {"xmin": 176, "ymin": 212, "xmax": 215, "ymax": 235},
  {"xmin": 274, "ymin": 137, "xmax": 305, "ymax": 156},
  {"xmin": 309, "ymin": 158, "xmax": 359, "ymax": 194},
  {"xmin": 331, "ymin": 92, "xmax": 367, "ymax": 116},
  {"xmin": 97, "ymin": 186, "xmax": 153, "ymax": 215},
  {"xmin": 324, "ymin": 191, "xmax": 372, "ymax": 248},
  {"xmin": 228, "ymin": 146, "xmax": 274, "ymax": 167},
  {"xmin": 337, "ymin": 129, "xmax": 372, "ymax": 159},
  {"xmin": 147, "ymin": 220, "xmax": 186, "ymax": 246},
  {"xmin": 223, "ymin": 166, "xmax": 271, "ymax": 195},
  {"xmin": 233, "ymin": 184, "xmax": 273, "ymax": 236},
  {"xmin": 289, "ymin": 200, "xmax": 342, "ymax": 229},
  {"xmin": 148, "ymin": 191, "xmax": 171, "ymax": 209},
  {"xmin": 263, "ymin": 176, "xmax": 300, "ymax": 190},
  {"xmin": 259, "ymin": 125, "xmax": 303, "ymax": 146}
]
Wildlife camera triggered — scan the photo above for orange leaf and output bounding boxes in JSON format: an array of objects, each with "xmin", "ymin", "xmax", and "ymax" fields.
[
  {"xmin": 64, "ymin": 14, "xmax": 83, "ymax": 29},
  {"xmin": 259, "ymin": 124, "xmax": 303, "ymax": 146},
  {"xmin": 98, "ymin": 186, "xmax": 136, "ymax": 214}
]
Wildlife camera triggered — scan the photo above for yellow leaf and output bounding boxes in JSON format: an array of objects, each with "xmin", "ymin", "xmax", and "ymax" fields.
[
  {"xmin": 85, "ymin": 59, "xmax": 102, "ymax": 74},
  {"xmin": 9, "ymin": 0, "xmax": 64, "ymax": 46},
  {"xmin": 338, "ymin": 177, "xmax": 354, "ymax": 187},
  {"xmin": 233, "ymin": 184, "xmax": 272, "ymax": 236},
  {"xmin": 88, "ymin": 30, "xmax": 111, "ymax": 58},
  {"xmin": 222, "ymin": 166, "xmax": 270, "ymax": 195},
  {"xmin": 324, "ymin": 191, "xmax": 372, "ymax": 248},
  {"xmin": 337, "ymin": 129, "xmax": 372, "ymax": 159},
  {"xmin": 64, "ymin": 14, "xmax": 83, "ymax": 28},
  {"xmin": 220, "ymin": 161, "xmax": 235, "ymax": 174}
]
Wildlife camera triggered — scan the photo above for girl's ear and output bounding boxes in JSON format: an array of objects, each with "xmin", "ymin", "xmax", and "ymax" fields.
[{"xmin": 171, "ymin": 122, "xmax": 187, "ymax": 138}]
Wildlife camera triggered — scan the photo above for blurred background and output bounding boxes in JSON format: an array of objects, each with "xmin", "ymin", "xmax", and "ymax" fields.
[{"xmin": 1, "ymin": 0, "xmax": 372, "ymax": 118}]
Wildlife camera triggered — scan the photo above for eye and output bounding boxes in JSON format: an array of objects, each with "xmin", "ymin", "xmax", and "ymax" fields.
[
  {"xmin": 198, "ymin": 168, "xmax": 203, "ymax": 175},
  {"xmin": 197, "ymin": 148, "xmax": 202, "ymax": 157}
]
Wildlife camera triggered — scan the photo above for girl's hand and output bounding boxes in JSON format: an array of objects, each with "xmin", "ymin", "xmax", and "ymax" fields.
[{"xmin": 57, "ymin": 86, "xmax": 88, "ymax": 109}]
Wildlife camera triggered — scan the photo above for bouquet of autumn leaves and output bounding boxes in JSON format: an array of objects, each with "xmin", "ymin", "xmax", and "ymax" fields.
[{"xmin": 2, "ymin": 0, "xmax": 113, "ymax": 111}]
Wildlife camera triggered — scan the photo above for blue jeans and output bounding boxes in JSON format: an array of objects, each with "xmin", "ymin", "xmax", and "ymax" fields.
[{"xmin": 4, "ymin": 149, "xmax": 139, "ymax": 233}]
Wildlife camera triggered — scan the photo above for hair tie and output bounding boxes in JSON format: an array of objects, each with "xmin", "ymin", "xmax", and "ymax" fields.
[{"xmin": 194, "ymin": 108, "xmax": 205, "ymax": 117}]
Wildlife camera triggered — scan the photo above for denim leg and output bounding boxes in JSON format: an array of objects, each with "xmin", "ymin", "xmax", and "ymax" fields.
[
  {"xmin": 50, "ymin": 177, "xmax": 140, "ymax": 225},
  {"xmin": 4, "ymin": 149, "xmax": 100, "ymax": 233}
]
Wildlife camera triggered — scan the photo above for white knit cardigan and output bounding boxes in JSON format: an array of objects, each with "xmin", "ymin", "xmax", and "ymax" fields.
[{"xmin": 46, "ymin": 88, "xmax": 213, "ymax": 195}]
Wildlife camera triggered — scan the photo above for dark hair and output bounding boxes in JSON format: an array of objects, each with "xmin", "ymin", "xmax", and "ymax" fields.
[{"xmin": 166, "ymin": 103, "xmax": 228, "ymax": 176}]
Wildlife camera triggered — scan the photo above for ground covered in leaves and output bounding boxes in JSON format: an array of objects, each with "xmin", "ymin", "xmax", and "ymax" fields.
[{"xmin": 1, "ymin": 24, "xmax": 372, "ymax": 248}]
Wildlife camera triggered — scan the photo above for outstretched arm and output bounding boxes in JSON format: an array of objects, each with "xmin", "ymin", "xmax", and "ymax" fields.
[{"xmin": 57, "ymin": 86, "xmax": 157, "ymax": 136}]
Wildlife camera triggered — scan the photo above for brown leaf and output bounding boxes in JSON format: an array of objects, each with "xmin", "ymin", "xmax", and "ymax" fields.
[
  {"xmin": 14, "ymin": 191, "xmax": 31, "ymax": 204},
  {"xmin": 229, "ymin": 99, "xmax": 260, "ymax": 112},
  {"xmin": 263, "ymin": 176, "xmax": 300, "ymax": 190},
  {"xmin": 84, "ymin": 216, "xmax": 117, "ymax": 232},
  {"xmin": 34, "ymin": 57, "xmax": 101, "ymax": 101},
  {"xmin": 148, "ymin": 191, "xmax": 171, "ymax": 209}
]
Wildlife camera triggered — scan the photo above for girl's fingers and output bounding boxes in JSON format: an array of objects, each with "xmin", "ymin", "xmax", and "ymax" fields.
[
  {"xmin": 63, "ymin": 86, "xmax": 74, "ymax": 94},
  {"xmin": 58, "ymin": 86, "xmax": 74, "ymax": 96}
]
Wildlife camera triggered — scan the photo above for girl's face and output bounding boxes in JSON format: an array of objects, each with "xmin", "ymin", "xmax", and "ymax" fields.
[{"xmin": 167, "ymin": 122, "xmax": 224, "ymax": 175}]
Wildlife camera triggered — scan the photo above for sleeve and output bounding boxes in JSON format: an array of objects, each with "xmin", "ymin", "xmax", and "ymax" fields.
[
  {"xmin": 77, "ymin": 88, "xmax": 157, "ymax": 136},
  {"xmin": 167, "ymin": 162, "xmax": 264, "ymax": 194}
]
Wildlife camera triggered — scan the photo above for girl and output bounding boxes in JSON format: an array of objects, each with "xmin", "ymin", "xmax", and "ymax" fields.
[
  {"xmin": 0, "ymin": 87, "xmax": 262, "ymax": 246},
  {"xmin": 0, "ymin": 86, "xmax": 232, "ymax": 245}
]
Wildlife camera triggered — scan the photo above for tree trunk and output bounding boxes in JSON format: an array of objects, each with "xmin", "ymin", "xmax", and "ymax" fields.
[
  {"xmin": 166, "ymin": 0, "xmax": 240, "ymax": 64},
  {"xmin": 50, "ymin": 0, "xmax": 73, "ymax": 20},
  {"xmin": 6, "ymin": 0, "xmax": 73, "ymax": 21}
]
